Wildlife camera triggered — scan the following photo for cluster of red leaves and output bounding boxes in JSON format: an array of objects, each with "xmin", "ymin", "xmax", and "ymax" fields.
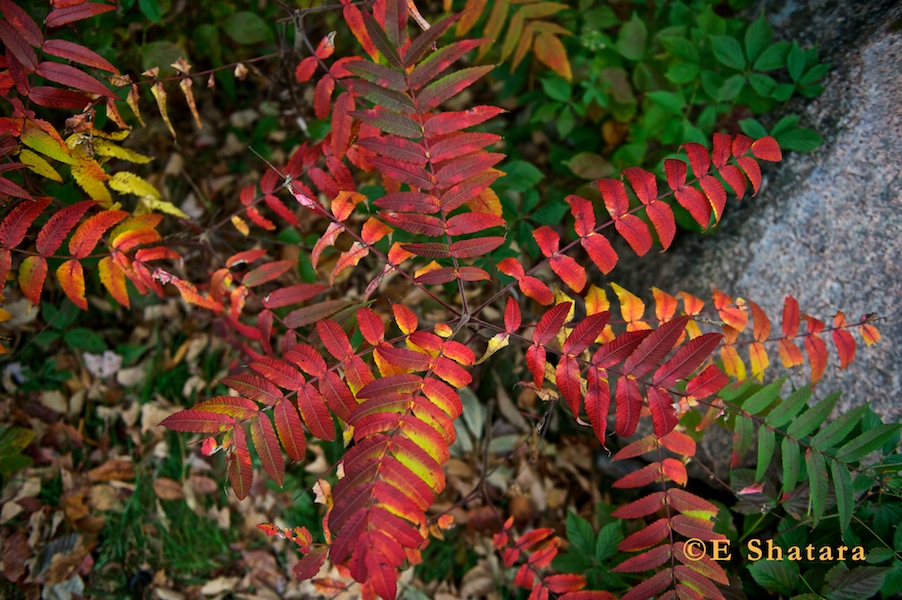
[{"xmin": 493, "ymin": 516, "xmax": 617, "ymax": 600}]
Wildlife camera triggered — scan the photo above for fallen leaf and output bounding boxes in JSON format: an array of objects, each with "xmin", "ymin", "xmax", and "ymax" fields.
[
  {"xmin": 153, "ymin": 477, "xmax": 184, "ymax": 500},
  {"xmin": 88, "ymin": 458, "xmax": 135, "ymax": 482},
  {"xmin": 2, "ymin": 530, "xmax": 29, "ymax": 581},
  {"xmin": 200, "ymin": 575, "xmax": 241, "ymax": 595}
]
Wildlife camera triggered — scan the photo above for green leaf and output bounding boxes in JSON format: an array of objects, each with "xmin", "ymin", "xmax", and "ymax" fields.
[
  {"xmin": 498, "ymin": 160, "xmax": 544, "ymax": 192},
  {"xmin": 806, "ymin": 449, "xmax": 828, "ymax": 526},
  {"xmin": 756, "ymin": 426, "xmax": 775, "ymax": 481},
  {"xmin": 541, "ymin": 76, "xmax": 571, "ymax": 102},
  {"xmin": 801, "ymin": 62, "xmax": 831, "ymax": 84},
  {"xmin": 786, "ymin": 392, "xmax": 840, "ymax": 439},
  {"xmin": 564, "ymin": 153, "xmax": 614, "ymax": 179},
  {"xmin": 64, "ymin": 328, "xmax": 107, "ymax": 353},
  {"xmin": 138, "ymin": 0, "xmax": 162, "ymax": 22},
  {"xmin": 141, "ymin": 41, "xmax": 185, "ymax": 76},
  {"xmin": 659, "ymin": 36, "xmax": 699, "ymax": 62},
  {"xmin": 766, "ymin": 385, "xmax": 812, "ymax": 428},
  {"xmin": 749, "ymin": 72, "xmax": 777, "ymax": 96},
  {"xmin": 739, "ymin": 118, "xmax": 769, "ymax": 140},
  {"xmin": 646, "ymin": 90, "xmax": 685, "ymax": 115},
  {"xmin": 787, "ymin": 42, "xmax": 806, "ymax": 81},
  {"xmin": 811, "ymin": 404, "xmax": 865, "ymax": 451},
  {"xmin": 831, "ymin": 459, "xmax": 854, "ymax": 531},
  {"xmin": 770, "ymin": 115, "xmax": 801, "ymax": 136},
  {"xmin": 782, "ymin": 437, "xmax": 801, "ymax": 492},
  {"xmin": 531, "ymin": 200, "xmax": 570, "ymax": 225},
  {"xmin": 823, "ymin": 564, "xmax": 891, "ymax": 600},
  {"xmin": 595, "ymin": 522, "xmax": 622, "ymax": 561},
  {"xmin": 710, "ymin": 35, "xmax": 746, "ymax": 70},
  {"xmin": 836, "ymin": 424, "xmax": 902, "ymax": 463},
  {"xmin": 865, "ymin": 547, "xmax": 895, "ymax": 564},
  {"xmin": 616, "ymin": 14, "xmax": 647, "ymax": 61},
  {"xmin": 744, "ymin": 15, "xmax": 773, "ymax": 63},
  {"xmin": 584, "ymin": 6, "xmax": 619, "ymax": 30},
  {"xmin": 557, "ymin": 107, "xmax": 576, "ymax": 138},
  {"xmin": 665, "ymin": 62, "xmax": 700, "ymax": 84},
  {"xmin": 776, "ymin": 128, "xmax": 823, "ymax": 152},
  {"xmin": 881, "ymin": 561, "xmax": 902, "ymax": 597},
  {"xmin": 566, "ymin": 510, "xmax": 596, "ymax": 555},
  {"xmin": 748, "ymin": 560, "xmax": 799, "ymax": 595},
  {"xmin": 552, "ymin": 552, "xmax": 594, "ymax": 573},
  {"xmin": 743, "ymin": 377, "xmax": 786, "ymax": 415},
  {"xmin": 754, "ymin": 41, "xmax": 790, "ymax": 71},
  {"xmin": 718, "ymin": 73, "xmax": 746, "ymax": 101},
  {"xmin": 222, "ymin": 12, "xmax": 272, "ymax": 45},
  {"xmin": 700, "ymin": 69, "xmax": 725, "ymax": 99},
  {"xmin": 0, "ymin": 427, "xmax": 34, "ymax": 453},
  {"xmin": 731, "ymin": 416, "xmax": 755, "ymax": 469}
]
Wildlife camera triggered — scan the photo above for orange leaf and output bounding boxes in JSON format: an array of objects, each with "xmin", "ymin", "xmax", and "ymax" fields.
[
  {"xmin": 534, "ymin": 32, "xmax": 571, "ymax": 80},
  {"xmin": 99, "ymin": 256, "xmax": 129, "ymax": 307},
  {"xmin": 17, "ymin": 255, "xmax": 47, "ymax": 305},
  {"xmin": 56, "ymin": 259, "xmax": 87, "ymax": 310}
]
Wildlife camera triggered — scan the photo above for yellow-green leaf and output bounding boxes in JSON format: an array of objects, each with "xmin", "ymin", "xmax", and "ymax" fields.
[{"xmin": 18, "ymin": 149, "xmax": 62, "ymax": 182}]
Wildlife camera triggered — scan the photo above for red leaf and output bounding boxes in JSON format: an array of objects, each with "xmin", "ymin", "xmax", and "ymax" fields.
[
  {"xmin": 675, "ymin": 187, "xmax": 712, "ymax": 228},
  {"xmin": 317, "ymin": 319, "xmax": 353, "ymax": 360},
  {"xmin": 748, "ymin": 299, "xmax": 771, "ymax": 342},
  {"xmin": 737, "ymin": 156, "xmax": 762, "ymax": 195},
  {"xmin": 293, "ymin": 546, "xmax": 327, "ymax": 581},
  {"xmin": 242, "ymin": 260, "xmax": 296, "ymax": 287},
  {"xmin": 803, "ymin": 333, "xmax": 828, "ymax": 383},
  {"xmin": 417, "ymin": 65, "xmax": 494, "ymax": 111},
  {"xmin": 582, "ymin": 233, "xmax": 619, "ymax": 274},
  {"xmin": 298, "ymin": 384, "xmax": 335, "ymax": 440},
  {"xmin": 26, "ymin": 86, "xmax": 90, "ymax": 109},
  {"xmin": 647, "ymin": 386, "xmax": 678, "ymax": 438},
  {"xmin": 160, "ymin": 409, "xmax": 235, "ymax": 433},
  {"xmin": 562, "ymin": 312, "xmax": 611, "ymax": 355},
  {"xmin": 612, "ymin": 543, "xmax": 671, "ymax": 573},
  {"xmin": 681, "ymin": 142, "xmax": 710, "ymax": 178},
  {"xmin": 832, "ymin": 312, "xmax": 856, "ymax": 369},
  {"xmin": 251, "ymin": 414, "xmax": 284, "ymax": 486},
  {"xmin": 615, "ymin": 215, "xmax": 653, "ymax": 256},
  {"xmin": 284, "ymin": 300, "xmax": 354, "ymax": 329},
  {"xmin": 457, "ymin": 266, "xmax": 489, "ymax": 281},
  {"xmin": 331, "ymin": 91, "xmax": 356, "ymax": 158},
  {"xmin": 592, "ymin": 330, "xmax": 652, "ymax": 368},
  {"xmin": 274, "ymin": 400, "xmax": 306, "ymax": 462},
  {"xmin": 69, "ymin": 210, "xmax": 128, "ymax": 258},
  {"xmin": 375, "ymin": 191, "xmax": 441, "ymax": 214},
  {"xmin": 619, "ymin": 517, "xmax": 670, "ymax": 551},
  {"xmin": 46, "ymin": 2, "xmax": 116, "ymax": 27},
  {"xmin": 248, "ymin": 358, "xmax": 306, "ymax": 391},
  {"xmin": 611, "ymin": 491, "xmax": 665, "ymax": 519},
  {"xmin": 668, "ymin": 488, "xmax": 718, "ymax": 515},
  {"xmin": 370, "ymin": 155, "xmax": 433, "ymax": 189},
  {"xmin": 0, "ymin": 197, "xmax": 51, "ymax": 248},
  {"xmin": 392, "ymin": 304, "xmax": 418, "ymax": 333},
  {"xmin": 450, "ymin": 236, "xmax": 504, "ymax": 258},
  {"xmin": 585, "ymin": 367, "xmax": 610, "ymax": 445},
  {"xmin": 429, "ymin": 131, "xmax": 503, "ymax": 163},
  {"xmin": 620, "ymin": 570, "xmax": 671, "ymax": 600},
  {"xmin": 598, "ymin": 178, "xmax": 629, "ymax": 217},
  {"xmin": 712, "ymin": 133, "xmax": 732, "ymax": 167},
  {"xmin": 0, "ymin": 20, "xmax": 37, "ymax": 71},
  {"xmin": 42, "ymin": 39, "xmax": 118, "ymax": 73},
  {"xmin": 622, "ymin": 167, "xmax": 657, "ymax": 203},
  {"xmin": 685, "ymin": 365, "xmax": 728, "ymax": 398},
  {"xmin": 700, "ymin": 176, "xmax": 727, "ymax": 223},
  {"xmin": 262, "ymin": 284, "xmax": 327, "ymax": 309},
  {"xmin": 646, "ymin": 200, "xmax": 675, "ymax": 250},
  {"xmin": 18, "ymin": 255, "xmax": 47, "ymax": 305},
  {"xmin": 622, "ymin": 316, "xmax": 690, "ymax": 378},
  {"xmin": 36, "ymin": 200, "xmax": 94, "ymax": 256},
  {"xmin": 222, "ymin": 373, "xmax": 283, "ymax": 405},
  {"xmin": 520, "ymin": 276, "xmax": 554, "ymax": 305},
  {"xmin": 424, "ymin": 106, "xmax": 505, "ymax": 137},
  {"xmin": 400, "ymin": 242, "xmax": 450, "ymax": 259},
  {"xmin": 556, "ymin": 355, "xmax": 583, "ymax": 417},
  {"xmin": 545, "ymin": 574, "xmax": 586, "ymax": 594},
  {"xmin": 751, "ymin": 136, "xmax": 782, "ymax": 162},
  {"xmin": 615, "ymin": 377, "xmax": 643, "ymax": 437},
  {"xmin": 526, "ymin": 345, "xmax": 546, "ymax": 387},
  {"xmin": 782, "ymin": 295, "xmax": 800, "ymax": 337},
  {"xmin": 228, "ymin": 426, "xmax": 253, "ymax": 500},
  {"xmin": 56, "ymin": 259, "xmax": 87, "ymax": 310},
  {"xmin": 504, "ymin": 297, "xmax": 521, "ymax": 333},
  {"xmin": 566, "ymin": 194, "xmax": 596, "ymax": 236},
  {"xmin": 445, "ymin": 211, "xmax": 504, "ymax": 236},
  {"xmin": 718, "ymin": 164, "xmax": 747, "ymax": 198},
  {"xmin": 382, "ymin": 212, "xmax": 444, "ymax": 237},
  {"xmin": 0, "ymin": 0, "xmax": 42, "ymax": 47},
  {"xmin": 376, "ymin": 346, "xmax": 432, "ymax": 371},
  {"xmin": 653, "ymin": 332, "xmax": 722, "ymax": 387},
  {"xmin": 662, "ymin": 457, "xmax": 688, "ymax": 485},
  {"xmin": 36, "ymin": 61, "xmax": 113, "ymax": 97},
  {"xmin": 534, "ymin": 302, "xmax": 572, "ymax": 345}
]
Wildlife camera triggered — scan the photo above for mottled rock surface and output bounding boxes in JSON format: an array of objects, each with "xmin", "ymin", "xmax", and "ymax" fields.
[{"xmin": 610, "ymin": 1, "xmax": 902, "ymax": 427}]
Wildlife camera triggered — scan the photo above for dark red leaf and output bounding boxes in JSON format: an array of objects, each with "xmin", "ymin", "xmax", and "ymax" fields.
[
  {"xmin": 533, "ymin": 302, "xmax": 572, "ymax": 345},
  {"xmin": 614, "ymin": 376, "xmax": 642, "ymax": 437},
  {"xmin": 36, "ymin": 61, "xmax": 113, "ymax": 97},
  {"xmin": 46, "ymin": 2, "xmax": 116, "ymax": 27},
  {"xmin": 622, "ymin": 316, "xmax": 690, "ymax": 378},
  {"xmin": 42, "ymin": 39, "xmax": 118, "ymax": 73},
  {"xmin": 653, "ymin": 332, "xmax": 722, "ymax": 387}
]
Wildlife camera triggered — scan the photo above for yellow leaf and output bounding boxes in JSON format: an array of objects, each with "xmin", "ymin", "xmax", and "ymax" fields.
[
  {"xmin": 149, "ymin": 81, "xmax": 176, "ymax": 138},
  {"xmin": 127, "ymin": 84, "xmax": 144, "ymax": 126},
  {"xmin": 90, "ymin": 128, "xmax": 131, "ymax": 141},
  {"xmin": 585, "ymin": 285, "xmax": 609, "ymax": 315},
  {"xmin": 18, "ymin": 149, "xmax": 62, "ymax": 182},
  {"xmin": 21, "ymin": 126, "xmax": 74, "ymax": 165},
  {"xmin": 139, "ymin": 197, "xmax": 189, "ymax": 219},
  {"xmin": 466, "ymin": 187, "xmax": 502, "ymax": 217},
  {"xmin": 475, "ymin": 332, "xmax": 509, "ymax": 365},
  {"xmin": 71, "ymin": 162, "xmax": 113, "ymax": 207},
  {"xmin": 0, "ymin": 308, "xmax": 11, "ymax": 322},
  {"xmin": 231, "ymin": 215, "xmax": 249, "ymax": 236},
  {"xmin": 93, "ymin": 139, "xmax": 152, "ymax": 164},
  {"xmin": 179, "ymin": 77, "xmax": 203, "ymax": 130},
  {"xmin": 109, "ymin": 171, "xmax": 160, "ymax": 199}
]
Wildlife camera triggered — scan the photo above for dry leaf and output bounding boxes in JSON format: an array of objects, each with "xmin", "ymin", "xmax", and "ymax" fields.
[
  {"xmin": 153, "ymin": 477, "xmax": 185, "ymax": 500},
  {"xmin": 87, "ymin": 458, "xmax": 135, "ymax": 482}
]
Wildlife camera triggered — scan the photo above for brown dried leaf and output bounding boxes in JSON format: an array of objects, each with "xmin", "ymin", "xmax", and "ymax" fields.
[
  {"xmin": 87, "ymin": 458, "xmax": 135, "ymax": 482},
  {"xmin": 2, "ymin": 530, "xmax": 29, "ymax": 581},
  {"xmin": 153, "ymin": 477, "xmax": 184, "ymax": 500}
]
